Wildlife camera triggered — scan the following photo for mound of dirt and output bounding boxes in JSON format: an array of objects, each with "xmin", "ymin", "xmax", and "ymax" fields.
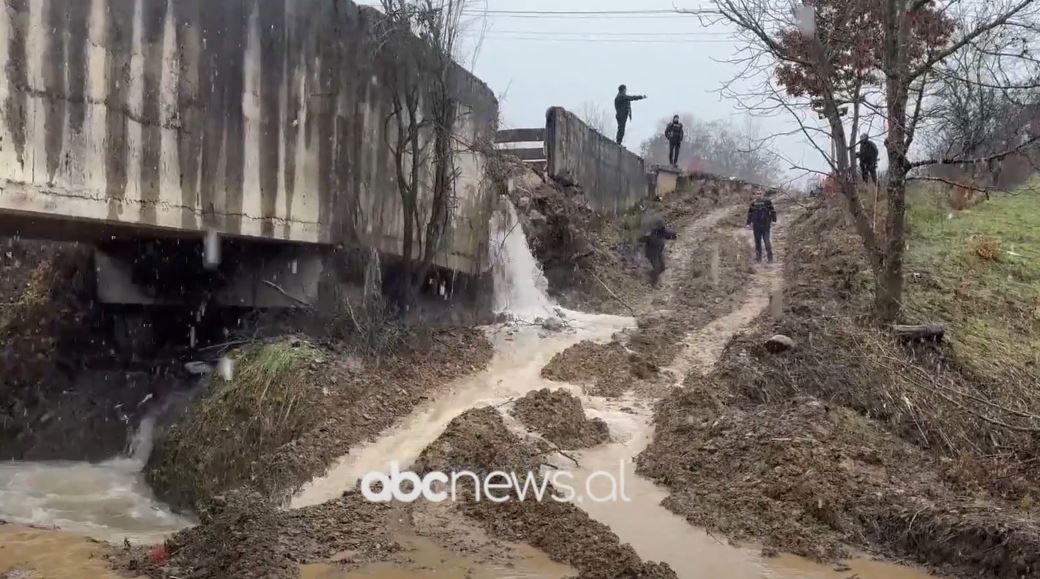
[
  {"xmin": 638, "ymin": 370, "xmax": 1040, "ymax": 576},
  {"xmin": 118, "ymin": 490, "xmax": 400, "ymax": 579},
  {"xmin": 511, "ymin": 388, "xmax": 610, "ymax": 449},
  {"xmin": 415, "ymin": 407, "xmax": 677, "ymax": 579},
  {"xmin": 541, "ymin": 340, "xmax": 650, "ymax": 397},
  {"xmin": 148, "ymin": 329, "xmax": 492, "ymax": 511}
]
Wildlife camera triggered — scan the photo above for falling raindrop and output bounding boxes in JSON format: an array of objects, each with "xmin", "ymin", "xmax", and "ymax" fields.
[
  {"xmin": 204, "ymin": 229, "xmax": 221, "ymax": 270},
  {"xmin": 218, "ymin": 357, "xmax": 235, "ymax": 381},
  {"xmin": 796, "ymin": 4, "xmax": 815, "ymax": 37}
]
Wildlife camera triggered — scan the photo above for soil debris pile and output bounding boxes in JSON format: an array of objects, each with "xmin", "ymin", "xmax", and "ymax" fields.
[
  {"xmin": 147, "ymin": 339, "xmax": 326, "ymax": 510},
  {"xmin": 511, "ymin": 388, "xmax": 610, "ymax": 449},
  {"xmin": 147, "ymin": 329, "xmax": 492, "ymax": 511},
  {"xmin": 415, "ymin": 407, "xmax": 677, "ymax": 579},
  {"xmin": 541, "ymin": 340, "xmax": 650, "ymax": 397},
  {"xmin": 118, "ymin": 490, "xmax": 400, "ymax": 579}
]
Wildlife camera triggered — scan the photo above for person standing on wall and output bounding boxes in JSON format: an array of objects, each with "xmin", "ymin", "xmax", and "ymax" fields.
[
  {"xmin": 746, "ymin": 190, "xmax": 778, "ymax": 263},
  {"xmin": 665, "ymin": 115, "xmax": 684, "ymax": 167},
  {"xmin": 614, "ymin": 84, "xmax": 646, "ymax": 145}
]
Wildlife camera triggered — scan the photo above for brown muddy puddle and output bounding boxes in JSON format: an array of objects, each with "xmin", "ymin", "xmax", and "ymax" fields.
[{"xmin": 0, "ymin": 524, "xmax": 135, "ymax": 579}]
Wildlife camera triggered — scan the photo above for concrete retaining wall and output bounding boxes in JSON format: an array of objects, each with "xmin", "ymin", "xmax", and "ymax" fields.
[
  {"xmin": 545, "ymin": 107, "xmax": 648, "ymax": 214},
  {"xmin": 0, "ymin": 0, "xmax": 497, "ymax": 274}
]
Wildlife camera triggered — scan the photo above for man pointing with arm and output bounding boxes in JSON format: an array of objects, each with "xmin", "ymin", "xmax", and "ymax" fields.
[{"xmin": 615, "ymin": 84, "xmax": 646, "ymax": 145}]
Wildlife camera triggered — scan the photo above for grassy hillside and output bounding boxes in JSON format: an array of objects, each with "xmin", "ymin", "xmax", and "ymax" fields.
[{"xmin": 904, "ymin": 182, "xmax": 1040, "ymax": 383}]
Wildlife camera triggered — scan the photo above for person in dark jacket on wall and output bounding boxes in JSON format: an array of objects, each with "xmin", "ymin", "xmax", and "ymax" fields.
[
  {"xmin": 641, "ymin": 219, "xmax": 677, "ymax": 286},
  {"xmin": 747, "ymin": 191, "xmax": 778, "ymax": 263},
  {"xmin": 665, "ymin": 115, "xmax": 684, "ymax": 166},
  {"xmin": 857, "ymin": 133, "xmax": 880, "ymax": 184},
  {"xmin": 615, "ymin": 84, "xmax": 647, "ymax": 145}
]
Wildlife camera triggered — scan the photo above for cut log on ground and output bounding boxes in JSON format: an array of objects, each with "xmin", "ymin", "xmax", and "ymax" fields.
[{"xmin": 892, "ymin": 324, "xmax": 946, "ymax": 343}]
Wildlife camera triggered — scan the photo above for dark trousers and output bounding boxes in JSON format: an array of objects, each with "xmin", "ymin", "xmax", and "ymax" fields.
[
  {"xmin": 646, "ymin": 248, "xmax": 665, "ymax": 285},
  {"xmin": 861, "ymin": 162, "xmax": 877, "ymax": 184},
  {"xmin": 668, "ymin": 141, "xmax": 681, "ymax": 165},
  {"xmin": 753, "ymin": 224, "xmax": 773, "ymax": 262},
  {"xmin": 616, "ymin": 116, "xmax": 627, "ymax": 144}
]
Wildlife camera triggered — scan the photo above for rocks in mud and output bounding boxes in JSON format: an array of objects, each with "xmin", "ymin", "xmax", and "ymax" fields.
[
  {"xmin": 765, "ymin": 334, "xmax": 796, "ymax": 353},
  {"xmin": 511, "ymin": 388, "xmax": 610, "ymax": 449},
  {"xmin": 536, "ymin": 316, "xmax": 567, "ymax": 332}
]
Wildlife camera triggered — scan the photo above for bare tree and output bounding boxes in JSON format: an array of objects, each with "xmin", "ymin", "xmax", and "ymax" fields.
[
  {"xmin": 640, "ymin": 114, "xmax": 783, "ymax": 185},
  {"xmin": 694, "ymin": 0, "xmax": 1040, "ymax": 321},
  {"xmin": 577, "ymin": 101, "xmax": 613, "ymax": 136},
  {"xmin": 377, "ymin": 0, "xmax": 471, "ymax": 305}
]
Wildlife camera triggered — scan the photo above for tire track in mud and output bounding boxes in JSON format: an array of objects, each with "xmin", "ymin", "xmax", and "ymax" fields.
[{"xmin": 665, "ymin": 219, "xmax": 788, "ymax": 380}]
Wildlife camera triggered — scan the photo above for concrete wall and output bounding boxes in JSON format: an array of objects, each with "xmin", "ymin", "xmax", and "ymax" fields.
[
  {"xmin": 0, "ymin": 0, "xmax": 497, "ymax": 274},
  {"xmin": 545, "ymin": 107, "xmax": 648, "ymax": 215}
]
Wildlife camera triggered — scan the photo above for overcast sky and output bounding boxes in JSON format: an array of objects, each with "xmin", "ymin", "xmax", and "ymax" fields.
[
  {"xmin": 454, "ymin": 0, "xmax": 833, "ymax": 183},
  {"xmin": 360, "ymin": 0, "xmax": 835, "ymax": 183}
]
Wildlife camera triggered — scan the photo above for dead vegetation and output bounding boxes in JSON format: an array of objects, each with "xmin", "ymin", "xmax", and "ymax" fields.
[{"xmin": 146, "ymin": 339, "xmax": 327, "ymax": 510}]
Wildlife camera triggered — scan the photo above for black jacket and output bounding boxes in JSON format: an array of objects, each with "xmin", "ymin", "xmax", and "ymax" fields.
[
  {"xmin": 665, "ymin": 121, "xmax": 684, "ymax": 144},
  {"xmin": 857, "ymin": 139, "xmax": 879, "ymax": 166},
  {"xmin": 747, "ymin": 198, "xmax": 777, "ymax": 229},
  {"xmin": 615, "ymin": 93, "xmax": 646, "ymax": 120},
  {"xmin": 642, "ymin": 224, "xmax": 677, "ymax": 254}
]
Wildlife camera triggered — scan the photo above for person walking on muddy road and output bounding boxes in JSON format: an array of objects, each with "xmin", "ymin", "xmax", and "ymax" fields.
[
  {"xmin": 856, "ymin": 133, "xmax": 880, "ymax": 184},
  {"xmin": 614, "ymin": 85, "xmax": 646, "ymax": 145},
  {"xmin": 665, "ymin": 115, "xmax": 684, "ymax": 167},
  {"xmin": 747, "ymin": 191, "xmax": 778, "ymax": 263},
  {"xmin": 641, "ymin": 219, "xmax": 677, "ymax": 286}
]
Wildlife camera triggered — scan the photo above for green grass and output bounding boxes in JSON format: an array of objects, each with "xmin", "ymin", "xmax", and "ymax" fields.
[{"xmin": 904, "ymin": 180, "xmax": 1040, "ymax": 380}]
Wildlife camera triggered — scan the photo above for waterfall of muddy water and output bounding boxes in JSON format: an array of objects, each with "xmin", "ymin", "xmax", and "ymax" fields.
[
  {"xmin": 0, "ymin": 413, "xmax": 192, "ymax": 544},
  {"xmin": 489, "ymin": 200, "xmax": 559, "ymax": 320}
]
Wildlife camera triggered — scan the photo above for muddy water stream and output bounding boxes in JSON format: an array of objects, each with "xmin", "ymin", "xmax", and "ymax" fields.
[
  {"xmin": 293, "ymin": 201, "xmax": 937, "ymax": 579},
  {"xmin": 0, "ymin": 416, "xmax": 190, "ymax": 545}
]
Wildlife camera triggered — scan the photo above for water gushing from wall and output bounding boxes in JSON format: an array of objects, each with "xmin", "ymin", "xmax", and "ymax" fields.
[{"xmin": 489, "ymin": 200, "xmax": 558, "ymax": 320}]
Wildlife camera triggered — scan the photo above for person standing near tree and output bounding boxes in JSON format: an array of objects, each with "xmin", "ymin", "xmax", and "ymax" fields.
[
  {"xmin": 746, "ymin": 190, "xmax": 778, "ymax": 263},
  {"xmin": 856, "ymin": 133, "xmax": 880, "ymax": 183},
  {"xmin": 614, "ymin": 84, "xmax": 646, "ymax": 145},
  {"xmin": 665, "ymin": 115, "xmax": 684, "ymax": 166}
]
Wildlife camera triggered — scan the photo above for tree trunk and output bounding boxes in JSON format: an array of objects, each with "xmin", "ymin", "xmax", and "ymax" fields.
[{"xmin": 876, "ymin": 0, "xmax": 913, "ymax": 323}]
